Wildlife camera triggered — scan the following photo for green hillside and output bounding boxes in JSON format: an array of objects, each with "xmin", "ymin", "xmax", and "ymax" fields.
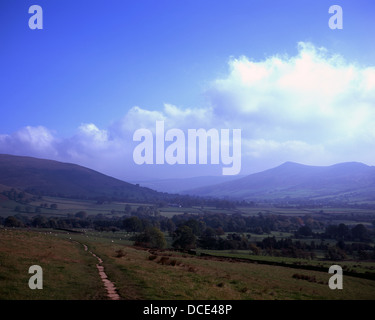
[{"xmin": 0, "ymin": 154, "xmax": 161, "ymax": 201}]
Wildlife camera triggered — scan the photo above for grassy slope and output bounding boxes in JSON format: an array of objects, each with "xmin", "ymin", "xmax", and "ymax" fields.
[
  {"xmin": 62, "ymin": 232, "xmax": 375, "ymax": 300},
  {"xmin": 0, "ymin": 154, "xmax": 160, "ymax": 200},
  {"xmin": 2, "ymin": 229, "xmax": 375, "ymax": 300},
  {"xmin": 86, "ymin": 242, "xmax": 375, "ymax": 300},
  {"xmin": 0, "ymin": 229, "xmax": 107, "ymax": 300}
]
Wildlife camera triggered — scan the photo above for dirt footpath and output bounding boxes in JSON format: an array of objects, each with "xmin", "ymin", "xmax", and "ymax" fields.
[{"xmin": 82, "ymin": 242, "xmax": 121, "ymax": 300}]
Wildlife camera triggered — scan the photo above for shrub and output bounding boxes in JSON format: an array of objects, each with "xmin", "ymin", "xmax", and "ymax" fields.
[
  {"xmin": 115, "ymin": 249, "xmax": 126, "ymax": 258},
  {"xmin": 158, "ymin": 256, "xmax": 170, "ymax": 265},
  {"xmin": 169, "ymin": 259, "xmax": 177, "ymax": 266},
  {"xmin": 292, "ymin": 273, "xmax": 317, "ymax": 283}
]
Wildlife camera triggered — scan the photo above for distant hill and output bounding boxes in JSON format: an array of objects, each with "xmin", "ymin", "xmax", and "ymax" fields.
[
  {"xmin": 2, "ymin": 154, "xmax": 374, "ymax": 204},
  {"xmin": 134, "ymin": 175, "xmax": 245, "ymax": 193},
  {"xmin": 183, "ymin": 161, "xmax": 375, "ymax": 202},
  {"xmin": 0, "ymin": 154, "xmax": 163, "ymax": 201}
]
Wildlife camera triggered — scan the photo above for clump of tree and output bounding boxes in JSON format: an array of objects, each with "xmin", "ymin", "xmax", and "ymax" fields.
[
  {"xmin": 325, "ymin": 246, "xmax": 347, "ymax": 260},
  {"xmin": 134, "ymin": 205, "xmax": 160, "ymax": 217},
  {"xmin": 1, "ymin": 189, "xmax": 37, "ymax": 205},
  {"xmin": 134, "ymin": 227, "xmax": 166, "ymax": 249},
  {"xmin": 294, "ymin": 225, "xmax": 313, "ymax": 238},
  {"xmin": 198, "ymin": 227, "xmax": 219, "ymax": 249},
  {"xmin": 4, "ymin": 216, "xmax": 24, "ymax": 228},
  {"xmin": 172, "ymin": 226, "xmax": 197, "ymax": 250},
  {"xmin": 323, "ymin": 223, "xmax": 371, "ymax": 242},
  {"xmin": 123, "ymin": 216, "xmax": 144, "ymax": 232}
]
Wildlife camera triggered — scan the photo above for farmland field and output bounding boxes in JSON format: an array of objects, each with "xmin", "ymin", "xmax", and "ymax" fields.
[
  {"xmin": 1, "ymin": 228, "xmax": 375, "ymax": 300},
  {"xmin": 1, "ymin": 193, "xmax": 375, "ymax": 300}
]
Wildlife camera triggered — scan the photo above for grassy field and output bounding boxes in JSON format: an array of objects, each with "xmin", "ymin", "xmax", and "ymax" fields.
[
  {"xmin": 2, "ymin": 194, "xmax": 375, "ymax": 223},
  {"xmin": 1, "ymin": 228, "xmax": 375, "ymax": 300},
  {"xmin": 197, "ymin": 249, "xmax": 375, "ymax": 276},
  {"xmin": 0, "ymin": 228, "xmax": 107, "ymax": 299},
  {"xmin": 0, "ymin": 196, "xmax": 205, "ymax": 218}
]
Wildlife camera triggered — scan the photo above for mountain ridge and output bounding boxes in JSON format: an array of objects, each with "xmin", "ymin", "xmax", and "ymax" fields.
[
  {"xmin": 0, "ymin": 154, "xmax": 162, "ymax": 200},
  {"xmin": 1, "ymin": 154, "xmax": 374, "ymax": 203},
  {"xmin": 183, "ymin": 161, "xmax": 375, "ymax": 202}
]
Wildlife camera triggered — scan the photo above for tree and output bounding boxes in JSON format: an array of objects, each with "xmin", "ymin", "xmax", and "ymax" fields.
[
  {"xmin": 254, "ymin": 226, "xmax": 263, "ymax": 235},
  {"xmin": 215, "ymin": 227, "xmax": 225, "ymax": 236},
  {"xmin": 32, "ymin": 215, "xmax": 49, "ymax": 228},
  {"xmin": 351, "ymin": 224, "xmax": 369, "ymax": 242},
  {"xmin": 161, "ymin": 219, "xmax": 176, "ymax": 234},
  {"xmin": 336, "ymin": 240, "xmax": 346, "ymax": 250},
  {"xmin": 249, "ymin": 243, "xmax": 260, "ymax": 255},
  {"xmin": 296, "ymin": 225, "xmax": 312, "ymax": 237},
  {"xmin": 198, "ymin": 227, "xmax": 218, "ymax": 249},
  {"xmin": 123, "ymin": 216, "xmax": 143, "ymax": 232},
  {"xmin": 181, "ymin": 219, "xmax": 205, "ymax": 236},
  {"xmin": 135, "ymin": 227, "xmax": 166, "ymax": 249},
  {"xmin": 325, "ymin": 225, "xmax": 339, "ymax": 239},
  {"xmin": 75, "ymin": 211, "xmax": 87, "ymax": 219},
  {"xmin": 325, "ymin": 246, "xmax": 347, "ymax": 260},
  {"xmin": 4, "ymin": 216, "xmax": 22, "ymax": 228},
  {"xmin": 337, "ymin": 223, "xmax": 350, "ymax": 240},
  {"xmin": 172, "ymin": 226, "xmax": 196, "ymax": 250}
]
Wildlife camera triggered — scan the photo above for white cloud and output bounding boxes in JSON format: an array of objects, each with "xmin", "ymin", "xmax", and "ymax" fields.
[
  {"xmin": 0, "ymin": 126, "xmax": 58, "ymax": 158},
  {"xmin": 117, "ymin": 106, "xmax": 165, "ymax": 134},
  {"xmin": 113, "ymin": 103, "xmax": 214, "ymax": 136},
  {"xmin": 202, "ymin": 42, "xmax": 375, "ymax": 171},
  {"xmin": 78, "ymin": 123, "xmax": 109, "ymax": 142},
  {"xmin": 241, "ymin": 138, "xmax": 329, "ymax": 171},
  {"xmin": 1, "ymin": 42, "xmax": 375, "ymax": 179}
]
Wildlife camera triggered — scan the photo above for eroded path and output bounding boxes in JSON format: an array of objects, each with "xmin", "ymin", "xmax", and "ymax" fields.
[{"xmin": 81, "ymin": 243, "xmax": 121, "ymax": 300}]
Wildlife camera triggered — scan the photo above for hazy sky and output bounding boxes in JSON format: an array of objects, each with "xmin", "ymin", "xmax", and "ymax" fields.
[{"xmin": 1, "ymin": 0, "xmax": 375, "ymax": 181}]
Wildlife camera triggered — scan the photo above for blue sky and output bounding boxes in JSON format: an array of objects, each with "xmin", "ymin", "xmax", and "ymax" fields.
[{"xmin": 1, "ymin": 0, "xmax": 375, "ymax": 180}]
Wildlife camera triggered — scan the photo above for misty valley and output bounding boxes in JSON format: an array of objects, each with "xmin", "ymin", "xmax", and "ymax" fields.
[{"xmin": 0, "ymin": 154, "xmax": 375, "ymax": 300}]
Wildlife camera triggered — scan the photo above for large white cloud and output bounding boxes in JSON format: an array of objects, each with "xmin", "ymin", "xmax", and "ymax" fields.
[
  {"xmin": 209, "ymin": 42, "xmax": 375, "ymax": 140},
  {"xmin": 1, "ymin": 42, "xmax": 375, "ymax": 179}
]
